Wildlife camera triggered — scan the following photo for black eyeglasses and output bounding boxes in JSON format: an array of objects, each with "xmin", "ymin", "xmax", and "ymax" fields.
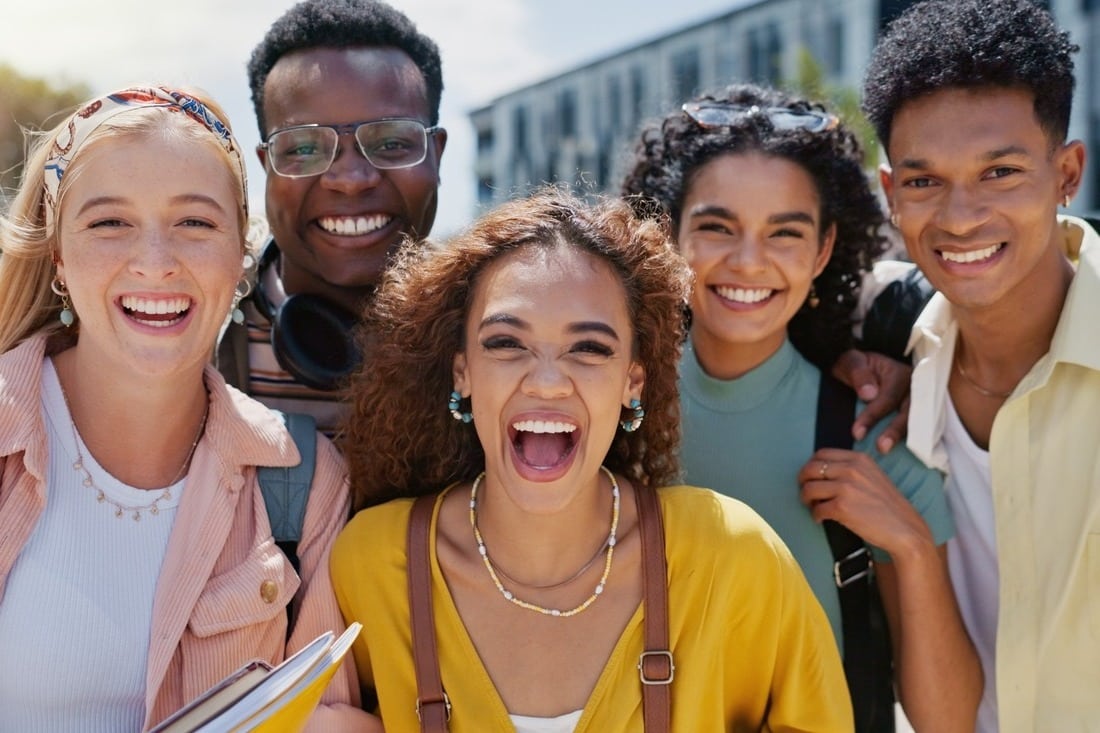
[
  {"xmin": 259, "ymin": 118, "xmax": 442, "ymax": 178},
  {"xmin": 682, "ymin": 101, "xmax": 839, "ymax": 133}
]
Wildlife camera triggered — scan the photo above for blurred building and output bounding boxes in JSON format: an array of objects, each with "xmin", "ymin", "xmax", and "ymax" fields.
[{"xmin": 470, "ymin": 0, "xmax": 1100, "ymax": 213}]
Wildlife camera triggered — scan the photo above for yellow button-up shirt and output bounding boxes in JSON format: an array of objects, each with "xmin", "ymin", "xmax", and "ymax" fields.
[{"xmin": 907, "ymin": 216, "xmax": 1100, "ymax": 732}]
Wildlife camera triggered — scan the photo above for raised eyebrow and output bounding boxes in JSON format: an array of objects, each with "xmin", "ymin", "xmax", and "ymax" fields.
[
  {"xmin": 687, "ymin": 204, "xmax": 736, "ymax": 220},
  {"xmin": 478, "ymin": 314, "xmax": 620, "ymax": 342},
  {"xmin": 567, "ymin": 321, "xmax": 620, "ymax": 342},
  {"xmin": 897, "ymin": 145, "xmax": 1031, "ymax": 172},
  {"xmin": 479, "ymin": 313, "xmax": 528, "ymax": 331},
  {"xmin": 766, "ymin": 211, "xmax": 815, "ymax": 226},
  {"xmin": 75, "ymin": 193, "xmax": 229, "ymax": 217}
]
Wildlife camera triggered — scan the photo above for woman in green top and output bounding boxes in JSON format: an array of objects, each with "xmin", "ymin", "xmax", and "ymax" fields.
[{"xmin": 622, "ymin": 83, "xmax": 981, "ymax": 732}]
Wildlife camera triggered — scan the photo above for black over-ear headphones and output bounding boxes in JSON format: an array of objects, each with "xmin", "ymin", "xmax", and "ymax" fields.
[{"xmin": 251, "ymin": 240, "xmax": 362, "ymax": 392}]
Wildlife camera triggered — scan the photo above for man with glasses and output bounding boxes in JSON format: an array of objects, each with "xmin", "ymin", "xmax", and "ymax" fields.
[
  {"xmin": 218, "ymin": 0, "xmax": 446, "ymax": 432},
  {"xmin": 865, "ymin": 1, "xmax": 1100, "ymax": 730}
]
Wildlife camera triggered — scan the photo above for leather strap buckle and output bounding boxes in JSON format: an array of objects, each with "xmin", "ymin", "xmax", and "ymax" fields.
[
  {"xmin": 638, "ymin": 650, "xmax": 675, "ymax": 685},
  {"xmin": 833, "ymin": 545, "xmax": 871, "ymax": 588},
  {"xmin": 415, "ymin": 692, "xmax": 452, "ymax": 721}
]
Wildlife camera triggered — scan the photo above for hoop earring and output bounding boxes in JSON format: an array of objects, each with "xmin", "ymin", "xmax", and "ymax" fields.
[
  {"xmin": 807, "ymin": 284, "xmax": 820, "ymax": 309},
  {"xmin": 889, "ymin": 212, "xmax": 900, "ymax": 228},
  {"xmin": 449, "ymin": 391, "xmax": 473, "ymax": 423},
  {"xmin": 620, "ymin": 399, "xmax": 644, "ymax": 432},
  {"xmin": 51, "ymin": 276, "xmax": 75, "ymax": 327},
  {"xmin": 231, "ymin": 277, "xmax": 252, "ymax": 325}
]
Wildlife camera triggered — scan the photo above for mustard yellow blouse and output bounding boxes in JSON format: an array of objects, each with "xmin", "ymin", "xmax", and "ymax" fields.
[{"xmin": 331, "ymin": 485, "xmax": 853, "ymax": 732}]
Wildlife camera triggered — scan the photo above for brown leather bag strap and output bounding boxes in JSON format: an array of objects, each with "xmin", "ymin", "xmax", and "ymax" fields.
[
  {"xmin": 635, "ymin": 484, "xmax": 673, "ymax": 732},
  {"xmin": 407, "ymin": 493, "xmax": 450, "ymax": 732}
]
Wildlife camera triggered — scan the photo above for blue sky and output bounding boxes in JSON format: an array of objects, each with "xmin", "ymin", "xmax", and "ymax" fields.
[{"xmin": 6, "ymin": 0, "xmax": 751, "ymax": 236}]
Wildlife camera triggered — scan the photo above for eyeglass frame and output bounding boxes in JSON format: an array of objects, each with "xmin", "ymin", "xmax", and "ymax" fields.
[
  {"xmin": 681, "ymin": 101, "xmax": 839, "ymax": 134},
  {"xmin": 258, "ymin": 117, "xmax": 443, "ymax": 178}
]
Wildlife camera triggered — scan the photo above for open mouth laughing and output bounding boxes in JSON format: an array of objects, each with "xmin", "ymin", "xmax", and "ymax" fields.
[
  {"xmin": 510, "ymin": 419, "xmax": 579, "ymax": 470},
  {"xmin": 119, "ymin": 295, "xmax": 192, "ymax": 328}
]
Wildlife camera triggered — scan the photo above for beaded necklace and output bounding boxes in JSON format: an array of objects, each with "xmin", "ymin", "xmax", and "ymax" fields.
[
  {"xmin": 61, "ymin": 386, "xmax": 208, "ymax": 521},
  {"xmin": 469, "ymin": 466, "xmax": 620, "ymax": 617}
]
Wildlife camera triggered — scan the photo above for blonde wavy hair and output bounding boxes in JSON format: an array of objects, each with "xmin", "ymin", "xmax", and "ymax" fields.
[{"xmin": 0, "ymin": 87, "xmax": 258, "ymax": 354}]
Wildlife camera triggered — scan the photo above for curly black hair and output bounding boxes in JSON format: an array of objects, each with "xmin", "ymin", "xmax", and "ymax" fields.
[
  {"xmin": 247, "ymin": 0, "xmax": 444, "ymax": 137},
  {"xmin": 863, "ymin": 0, "xmax": 1077, "ymax": 153},
  {"xmin": 621, "ymin": 83, "xmax": 887, "ymax": 370}
]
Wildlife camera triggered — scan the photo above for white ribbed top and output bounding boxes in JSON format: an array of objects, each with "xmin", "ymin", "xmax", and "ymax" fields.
[{"xmin": 0, "ymin": 358, "xmax": 182, "ymax": 732}]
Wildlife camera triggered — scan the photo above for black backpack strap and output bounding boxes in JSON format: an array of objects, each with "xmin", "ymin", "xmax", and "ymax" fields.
[
  {"xmin": 258, "ymin": 410, "xmax": 317, "ymax": 574},
  {"xmin": 860, "ymin": 266, "xmax": 936, "ymax": 363},
  {"xmin": 815, "ymin": 374, "xmax": 895, "ymax": 733}
]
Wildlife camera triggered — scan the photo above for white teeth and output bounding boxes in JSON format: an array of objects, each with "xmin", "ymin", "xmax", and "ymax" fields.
[
  {"xmin": 714, "ymin": 286, "xmax": 773, "ymax": 304},
  {"xmin": 318, "ymin": 214, "xmax": 393, "ymax": 236},
  {"xmin": 941, "ymin": 243, "xmax": 1004, "ymax": 264},
  {"xmin": 512, "ymin": 420, "xmax": 577, "ymax": 434},
  {"xmin": 120, "ymin": 295, "xmax": 191, "ymax": 315}
]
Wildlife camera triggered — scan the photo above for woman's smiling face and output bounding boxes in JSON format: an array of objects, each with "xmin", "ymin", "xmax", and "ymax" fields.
[{"xmin": 452, "ymin": 243, "xmax": 644, "ymax": 514}]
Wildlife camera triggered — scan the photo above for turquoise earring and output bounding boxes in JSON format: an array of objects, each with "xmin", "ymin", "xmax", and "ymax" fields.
[
  {"xmin": 449, "ymin": 390, "xmax": 473, "ymax": 423},
  {"xmin": 620, "ymin": 399, "xmax": 645, "ymax": 432},
  {"xmin": 51, "ymin": 277, "xmax": 75, "ymax": 327}
]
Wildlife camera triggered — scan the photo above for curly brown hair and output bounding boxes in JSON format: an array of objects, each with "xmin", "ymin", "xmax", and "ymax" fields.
[
  {"xmin": 621, "ymin": 83, "xmax": 888, "ymax": 370},
  {"xmin": 341, "ymin": 187, "xmax": 692, "ymax": 511}
]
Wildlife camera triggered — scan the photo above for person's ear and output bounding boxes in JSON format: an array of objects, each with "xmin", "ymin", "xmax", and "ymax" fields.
[
  {"xmin": 879, "ymin": 163, "xmax": 895, "ymax": 207},
  {"xmin": 256, "ymin": 144, "xmax": 267, "ymax": 168},
  {"xmin": 813, "ymin": 222, "xmax": 837, "ymax": 278},
  {"xmin": 622, "ymin": 360, "xmax": 645, "ymax": 406},
  {"xmin": 1056, "ymin": 139, "xmax": 1086, "ymax": 203},
  {"xmin": 452, "ymin": 351, "xmax": 469, "ymax": 396}
]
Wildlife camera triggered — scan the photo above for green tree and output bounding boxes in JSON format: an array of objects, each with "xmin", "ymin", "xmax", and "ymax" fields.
[
  {"xmin": 0, "ymin": 64, "xmax": 90, "ymax": 208},
  {"xmin": 789, "ymin": 49, "xmax": 879, "ymax": 170}
]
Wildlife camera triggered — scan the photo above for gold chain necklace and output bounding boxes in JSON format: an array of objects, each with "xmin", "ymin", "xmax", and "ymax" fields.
[
  {"xmin": 62, "ymin": 387, "xmax": 208, "ymax": 521},
  {"xmin": 469, "ymin": 466, "xmax": 620, "ymax": 617},
  {"xmin": 954, "ymin": 356, "xmax": 1013, "ymax": 399}
]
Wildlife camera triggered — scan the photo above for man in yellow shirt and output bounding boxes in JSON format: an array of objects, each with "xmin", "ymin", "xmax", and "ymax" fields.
[{"xmin": 864, "ymin": 1, "xmax": 1100, "ymax": 730}]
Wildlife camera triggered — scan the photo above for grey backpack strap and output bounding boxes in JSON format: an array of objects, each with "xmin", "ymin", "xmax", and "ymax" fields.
[{"xmin": 258, "ymin": 410, "xmax": 317, "ymax": 573}]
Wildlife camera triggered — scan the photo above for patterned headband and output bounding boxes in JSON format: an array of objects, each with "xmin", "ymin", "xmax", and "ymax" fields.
[{"xmin": 43, "ymin": 86, "xmax": 248, "ymax": 229}]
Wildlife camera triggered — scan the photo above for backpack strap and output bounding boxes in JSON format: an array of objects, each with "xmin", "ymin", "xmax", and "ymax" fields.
[
  {"xmin": 258, "ymin": 410, "xmax": 317, "ymax": 574},
  {"xmin": 815, "ymin": 374, "xmax": 895, "ymax": 733}
]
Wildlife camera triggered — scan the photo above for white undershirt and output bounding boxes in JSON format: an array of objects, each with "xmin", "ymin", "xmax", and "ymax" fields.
[
  {"xmin": 510, "ymin": 709, "xmax": 584, "ymax": 733},
  {"xmin": 941, "ymin": 397, "xmax": 999, "ymax": 733},
  {"xmin": 0, "ymin": 358, "xmax": 183, "ymax": 732}
]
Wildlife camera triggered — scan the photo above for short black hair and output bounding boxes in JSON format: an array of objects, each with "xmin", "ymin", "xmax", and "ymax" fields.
[
  {"xmin": 622, "ymin": 83, "xmax": 888, "ymax": 370},
  {"xmin": 863, "ymin": 0, "xmax": 1077, "ymax": 153},
  {"xmin": 247, "ymin": 0, "xmax": 444, "ymax": 137}
]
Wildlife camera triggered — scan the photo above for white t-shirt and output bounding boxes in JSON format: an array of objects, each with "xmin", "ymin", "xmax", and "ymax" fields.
[
  {"xmin": 0, "ymin": 358, "xmax": 182, "ymax": 732},
  {"xmin": 942, "ymin": 397, "xmax": 999, "ymax": 733},
  {"xmin": 510, "ymin": 709, "xmax": 584, "ymax": 733}
]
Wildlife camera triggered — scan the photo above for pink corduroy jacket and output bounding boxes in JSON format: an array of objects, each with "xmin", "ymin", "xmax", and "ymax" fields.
[{"xmin": 0, "ymin": 333, "xmax": 368, "ymax": 730}]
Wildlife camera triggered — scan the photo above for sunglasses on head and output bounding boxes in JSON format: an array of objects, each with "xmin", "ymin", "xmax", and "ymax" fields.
[{"xmin": 682, "ymin": 100, "xmax": 839, "ymax": 133}]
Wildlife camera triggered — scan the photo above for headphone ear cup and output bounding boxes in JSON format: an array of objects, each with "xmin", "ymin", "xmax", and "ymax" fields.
[{"xmin": 271, "ymin": 294, "xmax": 362, "ymax": 392}]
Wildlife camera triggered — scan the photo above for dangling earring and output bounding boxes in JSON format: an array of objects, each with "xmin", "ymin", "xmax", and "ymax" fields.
[
  {"xmin": 231, "ymin": 277, "xmax": 252, "ymax": 325},
  {"xmin": 1063, "ymin": 194, "xmax": 1072, "ymax": 209},
  {"xmin": 807, "ymin": 284, "xmax": 820, "ymax": 309},
  {"xmin": 889, "ymin": 212, "xmax": 900, "ymax": 228},
  {"xmin": 620, "ymin": 399, "xmax": 644, "ymax": 432},
  {"xmin": 51, "ymin": 276, "xmax": 75, "ymax": 327},
  {"xmin": 449, "ymin": 390, "xmax": 473, "ymax": 423}
]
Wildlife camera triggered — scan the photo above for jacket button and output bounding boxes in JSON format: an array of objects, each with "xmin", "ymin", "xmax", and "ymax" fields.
[{"xmin": 260, "ymin": 580, "xmax": 278, "ymax": 604}]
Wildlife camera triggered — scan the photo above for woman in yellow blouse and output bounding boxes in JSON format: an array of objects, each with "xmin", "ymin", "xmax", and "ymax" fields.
[{"xmin": 331, "ymin": 188, "xmax": 852, "ymax": 732}]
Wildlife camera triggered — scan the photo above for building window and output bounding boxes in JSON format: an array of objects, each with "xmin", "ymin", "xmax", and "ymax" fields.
[
  {"xmin": 747, "ymin": 23, "xmax": 782, "ymax": 84},
  {"xmin": 630, "ymin": 66, "xmax": 646, "ymax": 127},
  {"xmin": 512, "ymin": 106, "xmax": 528, "ymax": 150},
  {"xmin": 559, "ymin": 88, "xmax": 578, "ymax": 140},
  {"xmin": 608, "ymin": 75, "xmax": 622, "ymax": 132},
  {"xmin": 476, "ymin": 126, "xmax": 494, "ymax": 155},
  {"xmin": 671, "ymin": 47, "xmax": 701, "ymax": 104}
]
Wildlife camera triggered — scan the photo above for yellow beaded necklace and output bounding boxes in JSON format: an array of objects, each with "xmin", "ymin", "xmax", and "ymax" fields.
[{"xmin": 469, "ymin": 466, "xmax": 620, "ymax": 617}]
